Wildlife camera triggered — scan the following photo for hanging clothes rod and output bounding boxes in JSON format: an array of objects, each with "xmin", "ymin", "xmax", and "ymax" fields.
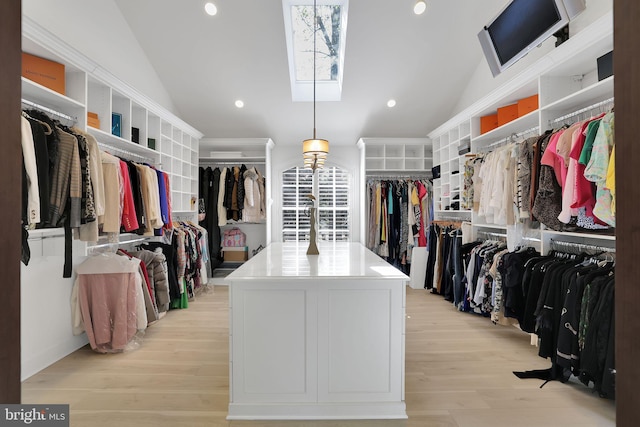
[
  {"xmin": 550, "ymin": 238, "xmax": 615, "ymax": 254},
  {"xmin": 477, "ymin": 230, "xmax": 507, "ymax": 240},
  {"xmin": 87, "ymin": 236, "xmax": 153, "ymax": 251},
  {"xmin": 436, "ymin": 213, "xmax": 470, "ymax": 221},
  {"xmin": 199, "ymin": 160, "xmax": 266, "ymax": 165},
  {"xmin": 549, "ymin": 97, "xmax": 614, "ymax": 125},
  {"xmin": 434, "ymin": 214, "xmax": 469, "ymax": 225},
  {"xmin": 173, "ymin": 215, "xmax": 196, "ymax": 222},
  {"xmin": 479, "ymin": 125, "xmax": 540, "ymax": 152},
  {"xmin": 433, "ymin": 219, "xmax": 463, "ymax": 228},
  {"xmin": 27, "ymin": 231, "xmax": 65, "ymax": 241},
  {"xmin": 97, "ymin": 142, "xmax": 155, "ymax": 163},
  {"xmin": 22, "ymin": 99, "xmax": 77, "ymax": 123},
  {"xmin": 366, "ymin": 174, "xmax": 431, "ymax": 180}
]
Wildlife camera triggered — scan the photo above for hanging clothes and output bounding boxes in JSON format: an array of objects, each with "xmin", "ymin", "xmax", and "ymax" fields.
[
  {"xmin": 130, "ymin": 247, "xmax": 171, "ymax": 314},
  {"xmin": 141, "ymin": 240, "xmax": 182, "ymax": 306},
  {"xmin": 513, "ymin": 252, "xmax": 615, "ymax": 398},
  {"xmin": 242, "ymin": 167, "xmax": 264, "ymax": 223},
  {"xmin": 365, "ymin": 177, "xmax": 432, "ymax": 273},
  {"xmin": 119, "ymin": 160, "xmax": 139, "ymax": 232},
  {"xmin": 100, "ymin": 151, "xmax": 122, "ymax": 234},
  {"xmin": 217, "ymin": 167, "xmax": 228, "ymax": 227},
  {"xmin": 199, "ymin": 163, "xmax": 266, "ymax": 271},
  {"xmin": 71, "ymin": 252, "xmax": 147, "ymax": 353},
  {"xmin": 19, "ymin": 108, "xmax": 173, "ymax": 280},
  {"xmin": 74, "ymin": 129, "xmax": 104, "ymax": 242},
  {"xmin": 20, "ymin": 115, "xmax": 41, "ymax": 228},
  {"xmin": 464, "ymin": 117, "xmax": 615, "ymax": 235},
  {"xmin": 200, "ymin": 167, "xmax": 221, "ymax": 268}
]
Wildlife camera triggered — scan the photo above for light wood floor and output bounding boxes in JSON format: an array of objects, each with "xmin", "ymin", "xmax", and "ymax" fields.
[{"xmin": 22, "ymin": 285, "xmax": 616, "ymax": 427}]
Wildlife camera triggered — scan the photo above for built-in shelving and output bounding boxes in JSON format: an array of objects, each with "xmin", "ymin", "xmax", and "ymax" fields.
[
  {"xmin": 359, "ymin": 138, "xmax": 433, "ymax": 173},
  {"xmin": 22, "ymin": 24, "xmax": 203, "ymax": 252},
  {"xmin": 428, "ymin": 13, "xmax": 614, "ymax": 253},
  {"xmin": 199, "ymin": 138, "xmax": 275, "ymax": 260},
  {"xmin": 431, "ymin": 123, "xmax": 469, "ymax": 214}
]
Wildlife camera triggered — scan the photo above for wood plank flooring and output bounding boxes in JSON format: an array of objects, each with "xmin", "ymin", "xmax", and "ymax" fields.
[{"xmin": 22, "ymin": 285, "xmax": 616, "ymax": 427}]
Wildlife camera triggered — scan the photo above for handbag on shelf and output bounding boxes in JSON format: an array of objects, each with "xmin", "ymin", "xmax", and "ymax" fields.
[{"xmin": 223, "ymin": 227, "xmax": 246, "ymax": 247}]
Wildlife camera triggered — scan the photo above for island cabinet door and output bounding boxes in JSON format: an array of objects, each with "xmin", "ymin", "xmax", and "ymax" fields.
[
  {"xmin": 316, "ymin": 279, "xmax": 405, "ymax": 403},
  {"xmin": 229, "ymin": 280, "xmax": 318, "ymax": 403}
]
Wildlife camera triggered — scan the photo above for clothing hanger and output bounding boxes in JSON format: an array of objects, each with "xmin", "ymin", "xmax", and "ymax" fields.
[{"xmin": 22, "ymin": 110, "xmax": 54, "ymax": 135}]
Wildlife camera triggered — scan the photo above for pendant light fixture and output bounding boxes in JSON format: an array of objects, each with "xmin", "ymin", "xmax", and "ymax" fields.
[{"xmin": 302, "ymin": 0, "xmax": 329, "ymax": 172}]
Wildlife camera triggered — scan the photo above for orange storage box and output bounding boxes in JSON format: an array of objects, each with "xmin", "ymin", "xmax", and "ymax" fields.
[
  {"xmin": 22, "ymin": 52, "xmax": 66, "ymax": 95},
  {"xmin": 480, "ymin": 114, "xmax": 498, "ymax": 134},
  {"xmin": 518, "ymin": 94, "xmax": 539, "ymax": 117},
  {"xmin": 497, "ymin": 103, "xmax": 519, "ymax": 126},
  {"xmin": 87, "ymin": 112, "xmax": 100, "ymax": 128}
]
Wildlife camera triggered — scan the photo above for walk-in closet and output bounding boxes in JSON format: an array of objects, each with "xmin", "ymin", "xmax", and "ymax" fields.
[{"xmin": 2, "ymin": 0, "xmax": 639, "ymax": 426}]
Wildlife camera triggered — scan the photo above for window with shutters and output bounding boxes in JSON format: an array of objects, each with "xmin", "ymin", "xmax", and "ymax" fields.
[{"xmin": 282, "ymin": 166, "xmax": 350, "ymax": 242}]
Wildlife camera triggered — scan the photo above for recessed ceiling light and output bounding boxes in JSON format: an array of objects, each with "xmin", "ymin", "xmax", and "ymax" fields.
[
  {"xmin": 414, "ymin": 0, "xmax": 427, "ymax": 15},
  {"xmin": 204, "ymin": 2, "xmax": 217, "ymax": 16},
  {"xmin": 235, "ymin": 100, "xmax": 244, "ymax": 108},
  {"xmin": 387, "ymin": 99, "xmax": 397, "ymax": 108}
]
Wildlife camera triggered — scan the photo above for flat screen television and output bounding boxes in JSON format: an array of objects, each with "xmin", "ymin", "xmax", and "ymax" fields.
[{"xmin": 478, "ymin": 0, "xmax": 586, "ymax": 77}]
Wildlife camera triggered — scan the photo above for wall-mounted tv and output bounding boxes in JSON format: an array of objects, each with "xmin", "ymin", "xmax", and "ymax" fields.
[{"xmin": 478, "ymin": 0, "xmax": 586, "ymax": 77}]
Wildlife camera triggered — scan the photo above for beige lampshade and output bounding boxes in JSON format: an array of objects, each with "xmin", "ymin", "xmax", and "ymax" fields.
[
  {"xmin": 303, "ymin": 139, "xmax": 329, "ymax": 170},
  {"xmin": 302, "ymin": 138, "xmax": 329, "ymax": 155}
]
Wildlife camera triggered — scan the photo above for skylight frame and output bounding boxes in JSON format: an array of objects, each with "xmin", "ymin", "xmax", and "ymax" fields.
[{"xmin": 282, "ymin": 0, "xmax": 349, "ymax": 102}]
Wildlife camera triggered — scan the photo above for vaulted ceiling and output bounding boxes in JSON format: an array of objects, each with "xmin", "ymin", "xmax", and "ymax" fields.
[{"xmin": 114, "ymin": 0, "xmax": 508, "ymax": 146}]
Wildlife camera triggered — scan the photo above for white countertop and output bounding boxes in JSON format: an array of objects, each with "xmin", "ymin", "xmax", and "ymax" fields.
[{"xmin": 226, "ymin": 242, "xmax": 410, "ymax": 280}]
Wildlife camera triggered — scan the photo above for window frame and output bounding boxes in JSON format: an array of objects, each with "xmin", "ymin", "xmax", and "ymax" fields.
[
  {"xmin": 281, "ymin": 0, "xmax": 350, "ymax": 102},
  {"xmin": 281, "ymin": 166, "xmax": 350, "ymax": 242}
]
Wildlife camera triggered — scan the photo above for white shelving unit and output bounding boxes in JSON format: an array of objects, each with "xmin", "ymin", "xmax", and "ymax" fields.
[
  {"xmin": 431, "ymin": 122, "xmax": 471, "ymax": 216},
  {"xmin": 22, "ymin": 33, "xmax": 202, "ymax": 222},
  {"xmin": 358, "ymin": 138, "xmax": 432, "ymax": 173},
  {"xmin": 429, "ymin": 13, "xmax": 615, "ymax": 253}
]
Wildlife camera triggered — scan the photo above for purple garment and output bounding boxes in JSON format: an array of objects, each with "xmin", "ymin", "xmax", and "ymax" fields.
[{"xmin": 156, "ymin": 170, "xmax": 169, "ymax": 225}]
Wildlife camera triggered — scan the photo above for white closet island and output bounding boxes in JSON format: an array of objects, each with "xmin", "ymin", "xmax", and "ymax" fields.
[{"xmin": 226, "ymin": 242, "xmax": 409, "ymax": 420}]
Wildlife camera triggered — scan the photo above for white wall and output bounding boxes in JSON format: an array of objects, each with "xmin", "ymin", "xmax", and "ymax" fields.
[
  {"xmin": 270, "ymin": 144, "xmax": 362, "ymax": 244},
  {"xmin": 450, "ymin": 0, "xmax": 613, "ymax": 117},
  {"xmin": 21, "ymin": 239, "xmax": 89, "ymax": 380},
  {"xmin": 22, "ymin": 0, "xmax": 179, "ymax": 115}
]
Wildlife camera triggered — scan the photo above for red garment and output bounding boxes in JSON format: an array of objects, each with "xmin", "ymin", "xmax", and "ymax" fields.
[
  {"xmin": 540, "ymin": 130, "xmax": 564, "ymax": 186},
  {"xmin": 138, "ymin": 259, "xmax": 155, "ymax": 306},
  {"xmin": 119, "ymin": 160, "xmax": 139, "ymax": 232},
  {"xmin": 569, "ymin": 121, "xmax": 591, "ymax": 208},
  {"xmin": 163, "ymin": 172, "xmax": 173, "ymax": 229},
  {"xmin": 119, "ymin": 248, "xmax": 155, "ymax": 307},
  {"xmin": 416, "ymin": 181, "xmax": 427, "ymax": 247}
]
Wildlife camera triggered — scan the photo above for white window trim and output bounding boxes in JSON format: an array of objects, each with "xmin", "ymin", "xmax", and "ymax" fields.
[{"xmin": 282, "ymin": 166, "xmax": 350, "ymax": 242}]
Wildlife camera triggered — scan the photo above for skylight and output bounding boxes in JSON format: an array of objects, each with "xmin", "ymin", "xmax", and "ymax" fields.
[{"xmin": 283, "ymin": 0, "xmax": 349, "ymax": 102}]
